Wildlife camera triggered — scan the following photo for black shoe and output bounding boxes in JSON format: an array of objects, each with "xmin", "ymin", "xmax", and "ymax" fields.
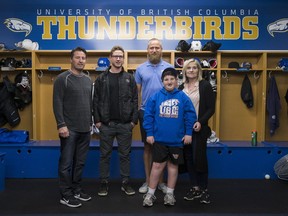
[
  {"xmin": 60, "ymin": 196, "xmax": 82, "ymax": 208},
  {"xmin": 98, "ymin": 182, "xmax": 108, "ymax": 196},
  {"xmin": 121, "ymin": 181, "xmax": 135, "ymax": 195},
  {"xmin": 184, "ymin": 187, "xmax": 202, "ymax": 201},
  {"xmin": 200, "ymin": 190, "xmax": 211, "ymax": 204},
  {"xmin": 74, "ymin": 191, "xmax": 92, "ymax": 201}
]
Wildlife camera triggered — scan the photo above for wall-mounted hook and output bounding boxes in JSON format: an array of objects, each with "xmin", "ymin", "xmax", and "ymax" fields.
[
  {"xmin": 84, "ymin": 70, "xmax": 90, "ymax": 77},
  {"xmin": 38, "ymin": 70, "xmax": 43, "ymax": 79},
  {"xmin": 222, "ymin": 70, "xmax": 228, "ymax": 79},
  {"xmin": 221, "ymin": 70, "xmax": 229, "ymax": 82},
  {"xmin": 253, "ymin": 71, "xmax": 260, "ymax": 79}
]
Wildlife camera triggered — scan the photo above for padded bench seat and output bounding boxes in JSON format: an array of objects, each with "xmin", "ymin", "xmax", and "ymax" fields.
[
  {"xmin": 0, "ymin": 140, "xmax": 287, "ymax": 179},
  {"xmin": 0, "ymin": 152, "xmax": 6, "ymax": 191}
]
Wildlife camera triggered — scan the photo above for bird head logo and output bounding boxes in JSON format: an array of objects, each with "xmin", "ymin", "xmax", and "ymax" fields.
[
  {"xmin": 4, "ymin": 18, "xmax": 32, "ymax": 37},
  {"xmin": 267, "ymin": 18, "xmax": 288, "ymax": 37}
]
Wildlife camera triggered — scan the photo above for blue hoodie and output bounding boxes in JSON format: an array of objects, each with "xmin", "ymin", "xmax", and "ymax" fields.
[{"xmin": 144, "ymin": 87, "xmax": 197, "ymax": 147}]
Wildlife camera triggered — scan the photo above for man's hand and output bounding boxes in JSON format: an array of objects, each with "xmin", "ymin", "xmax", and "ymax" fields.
[{"xmin": 59, "ymin": 126, "xmax": 69, "ymax": 138}]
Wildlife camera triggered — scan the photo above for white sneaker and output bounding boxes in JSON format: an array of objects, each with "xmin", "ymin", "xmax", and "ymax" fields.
[
  {"xmin": 143, "ymin": 193, "xmax": 156, "ymax": 207},
  {"xmin": 139, "ymin": 182, "xmax": 148, "ymax": 194},
  {"xmin": 164, "ymin": 193, "xmax": 176, "ymax": 206},
  {"xmin": 207, "ymin": 130, "xmax": 219, "ymax": 144},
  {"xmin": 157, "ymin": 183, "xmax": 167, "ymax": 194}
]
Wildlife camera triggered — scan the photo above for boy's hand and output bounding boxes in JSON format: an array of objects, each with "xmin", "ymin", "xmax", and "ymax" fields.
[
  {"xmin": 146, "ymin": 136, "xmax": 154, "ymax": 145},
  {"xmin": 182, "ymin": 135, "xmax": 192, "ymax": 145}
]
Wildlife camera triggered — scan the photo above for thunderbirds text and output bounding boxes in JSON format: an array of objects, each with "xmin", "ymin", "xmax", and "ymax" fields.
[{"xmin": 37, "ymin": 15, "xmax": 259, "ymax": 40}]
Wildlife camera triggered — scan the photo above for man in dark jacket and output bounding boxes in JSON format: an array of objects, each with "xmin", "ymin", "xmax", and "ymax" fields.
[{"xmin": 93, "ymin": 46, "xmax": 138, "ymax": 197}]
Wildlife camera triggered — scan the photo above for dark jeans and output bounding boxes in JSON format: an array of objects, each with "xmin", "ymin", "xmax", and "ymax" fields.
[
  {"xmin": 184, "ymin": 137, "xmax": 208, "ymax": 190},
  {"xmin": 58, "ymin": 130, "xmax": 90, "ymax": 198},
  {"xmin": 99, "ymin": 122, "xmax": 132, "ymax": 183}
]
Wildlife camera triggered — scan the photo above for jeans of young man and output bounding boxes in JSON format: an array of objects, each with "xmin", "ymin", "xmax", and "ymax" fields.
[
  {"xmin": 183, "ymin": 136, "xmax": 208, "ymax": 190},
  {"xmin": 58, "ymin": 130, "xmax": 91, "ymax": 198},
  {"xmin": 99, "ymin": 122, "xmax": 133, "ymax": 183}
]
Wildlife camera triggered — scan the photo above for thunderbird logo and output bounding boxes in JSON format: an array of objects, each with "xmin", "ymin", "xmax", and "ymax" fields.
[
  {"xmin": 4, "ymin": 18, "xmax": 32, "ymax": 37},
  {"xmin": 267, "ymin": 18, "xmax": 288, "ymax": 37}
]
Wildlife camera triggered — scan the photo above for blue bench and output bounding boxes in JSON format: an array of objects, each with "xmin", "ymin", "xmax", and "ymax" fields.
[
  {"xmin": 0, "ymin": 140, "xmax": 287, "ymax": 179},
  {"xmin": 0, "ymin": 152, "xmax": 6, "ymax": 191}
]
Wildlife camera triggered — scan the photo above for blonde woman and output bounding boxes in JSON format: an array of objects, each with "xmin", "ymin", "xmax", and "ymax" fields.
[{"xmin": 178, "ymin": 58, "xmax": 215, "ymax": 204}]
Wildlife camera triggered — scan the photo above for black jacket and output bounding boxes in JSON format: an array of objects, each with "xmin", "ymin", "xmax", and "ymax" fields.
[
  {"xmin": 93, "ymin": 68, "xmax": 138, "ymax": 125},
  {"xmin": 179, "ymin": 80, "xmax": 215, "ymax": 137},
  {"xmin": 179, "ymin": 79, "xmax": 215, "ymax": 172},
  {"xmin": 0, "ymin": 76, "xmax": 20, "ymax": 127},
  {"xmin": 267, "ymin": 76, "xmax": 281, "ymax": 136}
]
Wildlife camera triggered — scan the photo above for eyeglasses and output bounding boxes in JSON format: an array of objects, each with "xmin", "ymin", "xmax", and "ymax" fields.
[{"xmin": 111, "ymin": 55, "xmax": 124, "ymax": 59}]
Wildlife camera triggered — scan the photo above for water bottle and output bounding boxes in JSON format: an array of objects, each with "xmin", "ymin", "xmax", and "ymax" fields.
[{"xmin": 251, "ymin": 130, "xmax": 257, "ymax": 146}]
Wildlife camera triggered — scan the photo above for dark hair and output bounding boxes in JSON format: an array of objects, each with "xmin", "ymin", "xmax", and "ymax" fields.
[
  {"xmin": 161, "ymin": 67, "xmax": 178, "ymax": 81},
  {"xmin": 70, "ymin": 47, "xmax": 87, "ymax": 59},
  {"xmin": 109, "ymin": 46, "xmax": 125, "ymax": 57}
]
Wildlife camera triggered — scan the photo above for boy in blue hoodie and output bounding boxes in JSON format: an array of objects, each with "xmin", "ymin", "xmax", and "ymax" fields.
[{"xmin": 143, "ymin": 67, "xmax": 197, "ymax": 207}]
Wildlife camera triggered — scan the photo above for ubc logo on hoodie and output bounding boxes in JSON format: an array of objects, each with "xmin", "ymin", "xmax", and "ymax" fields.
[{"xmin": 159, "ymin": 99, "xmax": 179, "ymax": 118}]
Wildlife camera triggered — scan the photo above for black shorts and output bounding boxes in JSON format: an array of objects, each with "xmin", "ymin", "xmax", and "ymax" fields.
[{"xmin": 152, "ymin": 142, "xmax": 184, "ymax": 165}]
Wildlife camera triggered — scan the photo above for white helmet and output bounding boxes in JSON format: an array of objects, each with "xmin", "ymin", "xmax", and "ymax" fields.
[
  {"xmin": 15, "ymin": 39, "xmax": 39, "ymax": 50},
  {"xmin": 190, "ymin": 40, "xmax": 202, "ymax": 51}
]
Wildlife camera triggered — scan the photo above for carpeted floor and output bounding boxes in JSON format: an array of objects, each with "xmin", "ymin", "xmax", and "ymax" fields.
[{"xmin": 0, "ymin": 178, "xmax": 288, "ymax": 216}]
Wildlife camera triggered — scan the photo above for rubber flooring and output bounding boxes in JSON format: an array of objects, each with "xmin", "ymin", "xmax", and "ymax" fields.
[{"xmin": 0, "ymin": 178, "xmax": 288, "ymax": 216}]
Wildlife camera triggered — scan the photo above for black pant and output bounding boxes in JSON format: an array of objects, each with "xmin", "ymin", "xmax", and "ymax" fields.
[
  {"xmin": 184, "ymin": 136, "xmax": 208, "ymax": 190},
  {"xmin": 99, "ymin": 122, "xmax": 132, "ymax": 182},
  {"xmin": 58, "ymin": 130, "xmax": 90, "ymax": 198}
]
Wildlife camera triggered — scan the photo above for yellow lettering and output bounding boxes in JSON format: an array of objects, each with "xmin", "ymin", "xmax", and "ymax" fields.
[
  {"xmin": 57, "ymin": 16, "xmax": 77, "ymax": 39},
  {"xmin": 203, "ymin": 16, "xmax": 222, "ymax": 40},
  {"xmin": 192, "ymin": 16, "xmax": 203, "ymax": 39},
  {"xmin": 223, "ymin": 16, "xmax": 241, "ymax": 39},
  {"xmin": 137, "ymin": 16, "xmax": 154, "ymax": 39},
  {"xmin": 96, "ymin": 16, "xmax": 117, "ymax": 39},
  {"xmin": 154, "ymin": 16, "xmax": 173, "ymax": 39},
  {"xmin": 77, "ymin": 16, "xmax": 96, "ymax": 39},
  {"xmin": 174, "ymin": 16, "xmax": 192, "ymax": 39},
  {"xmin": 118, "ymin": 16, "xmax": 136, "ymax": 39},
  {"xmin": 242, "ymin": 16, "xmax": 259, "ymax": 39},
  {"xmin": 37, "ymin": 16, "xmax": 57, "ymax": 39},
  {"xmin": 36, "ymin": 15, "xmax": 260, "ymax": 41}
]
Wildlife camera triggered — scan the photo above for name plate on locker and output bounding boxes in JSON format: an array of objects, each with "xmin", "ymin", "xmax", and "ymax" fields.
[{"xmin": 48, "ymin": 66, "xmax": 62, "ymax": 71}]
